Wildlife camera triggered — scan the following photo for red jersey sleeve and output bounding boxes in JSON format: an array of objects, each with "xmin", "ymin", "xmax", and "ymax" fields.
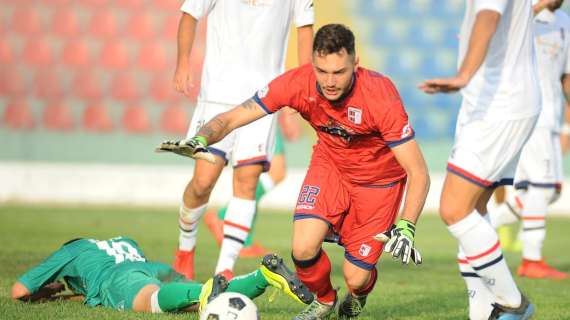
[
  {"xmin": 374, "ymin": 77, "xmax": 415, "ymax": 148},
  {"xmin": 252, "ymin": 66, "xmax": 305, "ymax": 114}
]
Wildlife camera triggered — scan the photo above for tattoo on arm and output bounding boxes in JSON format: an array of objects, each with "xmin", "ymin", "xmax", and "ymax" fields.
[
  {"xmin": 199, "ymin": 117, "xmax": 226, "ymax": 141},
  {"xmin": 239, "ymin": 99, "xmax": 259, "ymax": 111}
]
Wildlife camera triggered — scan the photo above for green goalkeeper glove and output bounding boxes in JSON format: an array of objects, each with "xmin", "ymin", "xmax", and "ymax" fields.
[
  {"xmin": 155, "ymin": 136, "xmax": 216, "ymax": 163},
  {"xmin": 374, "ymin": 219, "xmax": 422, "ymax": 265}
]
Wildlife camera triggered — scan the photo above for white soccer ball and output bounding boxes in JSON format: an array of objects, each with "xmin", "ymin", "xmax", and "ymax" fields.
[{"xmin": 199, "ymin": 292, "xmax": 259, "ymax": 320}]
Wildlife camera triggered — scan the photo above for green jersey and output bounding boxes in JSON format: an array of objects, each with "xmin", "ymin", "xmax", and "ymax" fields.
[{"xmin": 18, "ymin": 237, "xmax": 183, "ymax": 307}]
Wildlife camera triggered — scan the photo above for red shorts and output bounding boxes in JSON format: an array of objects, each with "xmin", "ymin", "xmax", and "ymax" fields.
[{"xmin": 294, "ymin": 154, "xmax": 406, "ymax": 270}]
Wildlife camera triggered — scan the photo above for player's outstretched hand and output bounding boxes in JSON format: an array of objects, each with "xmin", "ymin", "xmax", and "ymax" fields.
[
  {"xmin": 374, "ymin": 219, "xmax": 422, "ymax": 265},
  {"xmin": 418, "ymin": 76, "xmax": 469, "ymax": 94},
  {"xmin": 155, "ymin": 136, "xmax": 216, "ymax": 164}
]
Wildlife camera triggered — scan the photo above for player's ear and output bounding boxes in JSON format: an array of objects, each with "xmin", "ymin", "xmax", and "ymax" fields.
[{"xmin": 354, "ymin": 55, "xmax": 360, "ymax": 70}]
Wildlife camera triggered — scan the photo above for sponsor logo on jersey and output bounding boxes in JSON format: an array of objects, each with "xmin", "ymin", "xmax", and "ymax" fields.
[
  {"xmin": 359, "ymin": 243, "xmax": 371, "ymax": 257},
  {"xmin": 257, "ymin": 85, "xmax": 269, "ymax": 98},
  {"xmin": 401, "ymin": 123, "xmax": 412, "ymax": 139},
  {"xmin": 348, "ymin": 107, "xmax": 362, "ymax": 124}
]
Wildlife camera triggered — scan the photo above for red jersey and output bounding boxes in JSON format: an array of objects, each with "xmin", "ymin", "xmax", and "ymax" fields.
[{"xmin": 253, "ymin": 64, "xmax": 414, "ymax": 185}]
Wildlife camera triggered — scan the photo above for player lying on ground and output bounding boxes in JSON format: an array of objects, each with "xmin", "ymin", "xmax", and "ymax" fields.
[
  {"xmin": 159, "ymin": 23, "xmax": 430, "ymax": 320},
  {"xmin": 11, "ymin": 237, "xmax": 313, "ymax": 313}
]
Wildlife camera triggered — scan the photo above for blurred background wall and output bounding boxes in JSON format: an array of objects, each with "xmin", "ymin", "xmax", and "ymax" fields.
[{"xmin": 1, "ymin": 0, "xmax": 570, "ymax": 213}]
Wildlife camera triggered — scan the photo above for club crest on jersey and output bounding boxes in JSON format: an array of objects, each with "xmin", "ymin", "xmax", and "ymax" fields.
[
  {"xmin": 347, "ymin": 107, "xmax": 362, "ymax": 124},
  {"xmin": 401, "ymin": 123, "xmax": 412, "ymax": 139},
  {"xmin": 257, "ymin": 85, "xmax": 269, "ymax": 98},
  {"xmin": 359, "ymin": 243, "xmax": 371, "ymax": 257}
]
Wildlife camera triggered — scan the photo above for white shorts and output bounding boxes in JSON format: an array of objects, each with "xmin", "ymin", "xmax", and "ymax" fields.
[
  {"xmin": 187, "ymin": 101, "xmax": 276, "ymax": 170},
  {"xmin": 447, "ymin": 115, "xmax": 538, "ymax": 188},
  {"xmin": 514, "ymin": 127, "xmax": 563, "ymax": 190}
]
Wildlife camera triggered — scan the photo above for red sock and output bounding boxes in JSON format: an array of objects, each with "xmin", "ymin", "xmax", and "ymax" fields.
[
  {"xmin": 352, "ymin": 267, "xmax": 377, "ymax": 296},
  {"xmin": 293, "ymin": 249, "xmax": 336, "ymax": 303}
]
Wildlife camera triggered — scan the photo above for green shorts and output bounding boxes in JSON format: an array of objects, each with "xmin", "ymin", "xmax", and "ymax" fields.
[
  {"xmin": 99, "ymin": 263, "xmax": 161, "ymax": 311},
  {"xmin": 274, "ymin": 128, "xmax": 285, "ymax": 156}
]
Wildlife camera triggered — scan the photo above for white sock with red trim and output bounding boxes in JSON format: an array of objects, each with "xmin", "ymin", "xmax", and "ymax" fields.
[
  {"xmin": 215, "ymin": 197, "xmax": 256, "ymax": 273},
  {"xmin": 488, "ymin": 193, "xmax": 523, "ymax": 228},
  {"xmin": 448, "ymin": 210, "xmax": 521, "ymax": 308},
  {"xmin": 178, "ymin": 204, "xmax": 207, "ymax": 251},
  {"xmin": 457, "ymin": 247, "xmax": 494, "ymax": 320},
  {"xmin": 521, "ymin": 187, "xmax": 549, "ymax": 261}
]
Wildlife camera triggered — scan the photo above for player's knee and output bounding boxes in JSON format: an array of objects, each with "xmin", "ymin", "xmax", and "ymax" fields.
[
  {"xmin": 527, "ymin": 186, "xmax": 557, "ymax": 206},
  {"xmin": 11, "ymin": 282, "xmax": 29, "ymax": 300},
  {"xmin": 439, "ymin": 201, "xmax": 462, "ymax": 225},
  {"xmin": 292, "ymin": 243, "xmax": 321, "ymax": 262},
  {"xmin": 292, "ymin": 248, "xmax": 322, "ymax": 268},
  {"xmin": 233, "ymin": 174, "xmax": 259, "ymax": 198},
  {"xmin": 344, "ymin": 272, "xmax": 369, "ymax": 292},
  {"xmin": 187, "ymin": 176, "xmax": 216, "ymax": 199}
]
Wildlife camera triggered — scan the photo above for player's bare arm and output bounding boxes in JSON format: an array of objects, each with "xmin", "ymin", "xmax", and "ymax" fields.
[
  {"xmin": 174, "ymin": 12, "xmax": 198, "ymax": 96},
  {"xmin": 419, "ymin": 10, "xmax": 501, "ymax": 94},
  {"xmin": 390, "ymin": 139, "xmax": 430, "ymax": 224},
  {"xmin": 12, "ymin": 281, "xmax": 65, "ymax": 302},
  {"xmin": 196, "ymin": 99, "xmax": 268, "ymax": 145},
  {"xmin": 533, "ymin": 0, "xmax": 559, "ymax": 15},
  {"xmin": 297, "ymin": 25, "xmax": 314, "ymax": 65}
]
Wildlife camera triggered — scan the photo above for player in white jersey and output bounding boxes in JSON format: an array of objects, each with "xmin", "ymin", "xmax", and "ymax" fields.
[
  {"xmin": 419, "ymin": 1, "xmax": 539, "ymax": 319},
  {"xmin": 172, "ymin": 0, "xmax": 314, "ymax": 280},
  {"xmin": 488, "ymin": 0, "xmax": 570, "ymax": 280}
]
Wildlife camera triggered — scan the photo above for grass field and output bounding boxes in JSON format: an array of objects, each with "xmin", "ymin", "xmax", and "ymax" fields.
[{"xmin": 0, "ymin": 204, "xmax": 569, "ymax": 320}]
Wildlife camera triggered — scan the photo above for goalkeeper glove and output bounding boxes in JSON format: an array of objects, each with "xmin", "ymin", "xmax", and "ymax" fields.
[
  {"xmin": 374, "ymin": 219, "xmax": 422, "ymax": 265},
  {"xmin": 155, "ymin": 136, "xmax": 216, "ymax": 163}
]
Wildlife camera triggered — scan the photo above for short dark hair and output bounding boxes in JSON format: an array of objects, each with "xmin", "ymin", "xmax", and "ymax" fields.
[{"xmin": 313, "ymin": 24, "xmax": 355, "ymax": 56}]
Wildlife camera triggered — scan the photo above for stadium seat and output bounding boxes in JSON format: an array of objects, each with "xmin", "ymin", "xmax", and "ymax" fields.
[
  {"xmin": 11, "ymin": 7, "xmax": 42, "ymax": 34},
  {"xmin": 149, "ymin": 74, "xmax": 178, "ymax": 103},
  {"xmin": 100, "ymin": 41, "xmax": 130, "ymax": 69},
  {"xmin": 42, "ymin": 100, "xmax": 74, "ymax": 131},
  {"xmin": 72, "ymin": 72, "xmax": 104, "ymax": 100},
  {"xmin": 116, "ymin": 0, "xmax": 147, "ymax": 10},
  {"xmin": 0, "ymin": 37, "xmax": 14, "ymax": 64},
  {"xmin": 2, "ymin": 99, "xmax": 35, "ymax": 130},
  {"xmin": 153, "ymin": 0, "xmax": 182, "ymax": 11},
  {"xmin": 78, "ymin": 0, "xmax": 109, "ymax": 7},
  {"xmin": 61, "ymin": 39, "xmax": 91, "ymax": 67},
  {"xmin": 137, "ymin": 42, "xmax": 168, "ymax": 71},
  {"xmin": 34, "ymin": 70, "xmax": 64, "ymax": 100},
  {"xmin": 88, "ymin": 11, "xmax": 118, "ymax": 39},
  {"xmin": 0, "ymin": 69, "xmax": 26, "ymax": 97},
  {"xmin": 110, "ymin": 72, "xmax": 140, "ymax": 102},
  {"xmin": 22, "ymin": 37, "xmax": 53, "ymax": 67},
  {"xmin": 126, "ymin": 13, "xmax": 155, "ymax": 40},
  {"xmin": 52, "ymin": 8, "xmax": 80, "ymax": 37},
  {"xmin": 160, "ymin": 103, "xmax": 189, "ymax": 134},
  {"xmin": 82, "ymin": 102, "xmax": 113, "ymax": 132},
  {"xmin": 122, "ymin": 104, "xmax": 152, "ymax": 133}
]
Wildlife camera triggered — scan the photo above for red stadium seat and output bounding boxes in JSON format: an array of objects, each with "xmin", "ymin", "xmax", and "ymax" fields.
[
  {"xmin": 0, "ymin": 69, "xmax": 26, "ymax": 97},
  {"xmin": 11, "ymin": 7, "xmax": 42, "ymax": 34},
  {"xmin": 149, "ymin": 74, "xmax": 178, "ymax": 103},
  {"xmin": 52, "ymin": 8, "xmax": 80, "ymax": 37},
  {"xmin": 162, "ymin": 14, "xmax": 179, "ymax": 40},
  {"xmin": 34, "ymin": 70, "xmax": 64, "ymax": 100},
  {"xmin": 78, "ymin": 0, "xmax": 109, "ymax": 7},
  {"xmin": 122, "ymin": 104, "xmax": 152, "ymax": 133},
  {"xmin": 88, "ymin": 11, "xmax": 118, "ymax": 38},
  {"xmin": 83, "ymin": 102, "xmax": 113, "ymax": 132},
  {"xmin": 72, "ymin": 72, "xmax": 104, "ymax": 100},
  {"xmin": 137, "ymin": 42, "xmax": 168, "ymax": 71},
  {"xmin": 0, "ymin": 37, "xmax": 14, "ymax": 64},
  {"xmin": 100, "ymin": 41, "xmax": 130, "ymax": 69},
  {"xmin": 43, "ymin": 99, "xmax": 74, "ymax": 131},
  {"xmin": 160, "ymin": 103, "xmax": 189, "ymax": 134},
  {"xmin": 2, "ymin": 99, "xmax": 35, "ymax": 130},
  {"xmin": 61, "ymin": 39, "xmax": 91, "ymax": 67},
  {"xmin": 110, "ymin": 73, "xmax": 140, "ymax": 102},
  {"xmin": 116, "ymin": 0, "xmax": 146, "ymax": 10},
  {"xmin": 153, "ymin": 0, "xmax": 182, "ymax": 11},
  {"xmin": 22, "ymin": 37, "xmax": 53, "ymax": 67},
  {"xmin": 126, "ymin": 13, "xmax": 155, "ymax": 40}
]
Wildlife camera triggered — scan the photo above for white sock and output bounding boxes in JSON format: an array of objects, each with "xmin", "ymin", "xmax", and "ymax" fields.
[
  {"xmin": 178, "ymin": 204, "xmax": 207, "ymax": 251},
  {"xmin": 521, "ymin": 187, "xmax": 549, "ymax": 261},
  {"xmin": 488, "ymin": 199, "xmax": 521, "ymax": 228},
  {"xmin": 448, "ymin": 211, "xmax": 521, "ymax": 308},
  {"xmin": 150, "ymin": 290, "xmax": 163, "ymax": 313},
  {"xmin": 457, "ymin": 247, "xmax": 494, "ymax": 320},
  {"xmin": 215, "ymin": 197, "xmax": 256, "ymax": 273},
  {"xmin": 259, "ymin": 172, "xmax": 276, "ymax": 193}
]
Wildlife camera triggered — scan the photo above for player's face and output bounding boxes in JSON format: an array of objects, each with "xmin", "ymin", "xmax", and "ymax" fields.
[{"xmin": 312, "ymin": 49, "xmax": 357, "ymax": 102}]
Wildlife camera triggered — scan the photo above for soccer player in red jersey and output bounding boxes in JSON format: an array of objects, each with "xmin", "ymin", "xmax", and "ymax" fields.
[{"xmin": 158, "ymin": 24, "xmax": 430, "ymax": 319}]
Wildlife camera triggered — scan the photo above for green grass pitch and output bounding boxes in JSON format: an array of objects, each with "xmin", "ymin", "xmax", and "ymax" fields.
[{"xmin": 1, "ymin": 204, "xmax": 569, "ymax": 319}]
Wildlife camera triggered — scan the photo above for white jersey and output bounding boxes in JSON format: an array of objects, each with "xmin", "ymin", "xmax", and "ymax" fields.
[
  {"xmin": 181, "ymin": 0, "xmax": 314, "ymax": 105},
  {"xmin": 534, "ymin": 9, "xmax": 570, "ymax": 132},
  {"xmin": 458, "ymin": 0, "xmax": 541, "ymax": 120}
]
